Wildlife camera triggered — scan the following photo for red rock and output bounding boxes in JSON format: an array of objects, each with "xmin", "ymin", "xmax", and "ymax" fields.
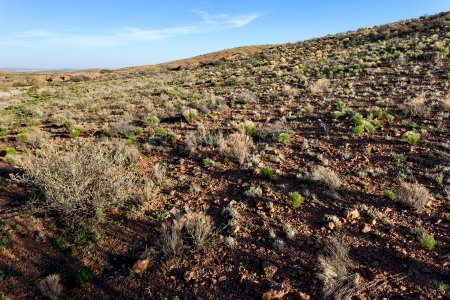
[
  {"xmin": 262, "ymin": 261, "xmax": 278, "ymax": 279},
  {"xmin": 131, "ymin": 259, "xmax": 150, "ymax": 275},
  {"xmin": 345, "ymin": 209, "xmax": 360, "ymax": 220},
  {"xmin": 262, "ymin": 289, "xmax": 289, "ymax": 300},
  {"xmin": 361, "ymin": 224, "xmax": 372, "ymax": 233}
]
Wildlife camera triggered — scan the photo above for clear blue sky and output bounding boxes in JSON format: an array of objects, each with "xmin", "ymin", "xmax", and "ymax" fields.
[{"xmin": 1, "ymin": 0, "xmax": 449, "ymax": 70}]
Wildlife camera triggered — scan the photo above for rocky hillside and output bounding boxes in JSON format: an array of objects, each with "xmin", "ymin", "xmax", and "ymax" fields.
[{"xmin": 0, "ymin": 11, "xmax": 449, "ymax": 299}]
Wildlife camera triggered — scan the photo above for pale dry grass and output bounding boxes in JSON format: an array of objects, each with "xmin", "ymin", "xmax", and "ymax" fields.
[
  {"xmin": 317, "ymin": 236, "xmax": 362, "ymax": 300},
  {"xmin": 221, "ymin": 132, "xmax": 254, "ymax": 165},
  {"xmin": 38, "ymin": 274, "xmax": 63, "ymax": 300},
  {"xmin": 311, "ymin": 166, "xmax": 342, "ymax": 190},
  {"xmin": 397, "ymin": 182, "xmax": 431, "ymax": 211}
]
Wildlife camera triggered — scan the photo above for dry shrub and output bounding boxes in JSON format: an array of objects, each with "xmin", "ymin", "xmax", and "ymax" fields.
[
  {"xmin": 259, "ymin": 122, "xmax": 287, "ymax": 142},
  {"xmin": 151, "ymin": 163, "xmax": 167, "ymax": 186},
  {"xmin": 106, "ymin": 141, "xmax": 140, "ymax": 167},
  {"xmin": 397, "ymin": 182, "xmax": 431, "ymax": 211},
  {"xmin": 221, "ymin": 132, "xmax": 254, "ymax": 165},
  {"xmin": 25, "ymin": 129, "xmax": 49, "ymax": 148},
  {"xmin": 407, "ymin": 95, "xmax": 429, "ymax": 117},
  {"xmin": 161, "ymin": 212, "xmax": 214, "ymax": 257},
  {"xmin": 317, "ymin": 236, "xmax": 362, "ymax": 300},
  {"xmin": 108, "ymin": 121, "xmax": 139, "ymax": 137},
  {"xmin": 38, "ymin": 274, "xmax": 63, "ymax": 300},
  {"xmin": 185, "ymin": 131, "xmax": 224, "ymax": 151},
  {"xmin": 182, "ymin": 108, "xmax": 199, "ymax": 122},
  {"xmin": 311, "ymin": 166, "xmax": 342, "ymax": 190},
  {"xmin": 310, "ymin": 78, "xmax": 331, "ymax": 95},
  {"xmin": 13, "ymin": 143, "xmax": 142, "ymax": 227}
]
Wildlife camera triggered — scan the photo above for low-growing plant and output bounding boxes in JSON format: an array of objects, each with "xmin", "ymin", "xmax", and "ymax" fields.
[
  {"xmin": 65, "ymin": 266, "xmax": 94, "ymax": 288},
  {"xmin": 220, "ymin": 132, "xmax": 253, "ymax": 165},
  {"xmin": 384, "ymin": 190, "xmax": 396, "ymax": 201},
  {"xmin": 290, "ymin": 192, "xmax": 304, "ymax": 208},
  {"xmin": 279, "ymin": 133, "xmax": 291, "ymax": 143},
  {"xmin": 69, "ymin": 128, "xmax": 82, "ymax": 138},
  {"xmin": 397, "ymin": 182, "xmax": 430, "ymax": 211},
  {"xmin": 317, "ymin": 236, "xmax": 361, "ymax": 299},
  {"xmin": 404, "ymin": 131, "xmax": 420, "ymax": 145},
  {"xmin": 38, "ymin": 274, "xmax": 63, "ymax": 300},
  {"xmin": 260, "ymin": 166, "xmax": 274, "ymax": 178},
  {"xmin": 12, "ymin": 143, "xmax": 142, "ymax": 228},
  {"xmin": 311, "ymin": 166, "xmax": 342, "ymax": 190}
]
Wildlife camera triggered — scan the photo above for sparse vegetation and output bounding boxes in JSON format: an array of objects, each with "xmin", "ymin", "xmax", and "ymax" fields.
[{"xmin": 397, "ymin": 182, "xmax": 431, "ymax": 211}]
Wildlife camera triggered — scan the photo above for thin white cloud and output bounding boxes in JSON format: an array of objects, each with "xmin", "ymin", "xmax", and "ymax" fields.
[{"xmin": 1, "ymin": 10, "xmax": 261, "ymax": 47}]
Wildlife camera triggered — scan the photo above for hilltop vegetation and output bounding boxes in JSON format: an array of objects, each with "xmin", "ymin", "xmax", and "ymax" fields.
[{"xmin": 0, "ymin": 12, "xmax": 449, "ymax": 299}]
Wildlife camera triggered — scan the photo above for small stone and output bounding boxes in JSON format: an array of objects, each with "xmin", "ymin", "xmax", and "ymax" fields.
[
  {"xmin": 345, "ymin": 209, "xmax": 360, "ymax": 220},
  {"xmin": 262, "ymin": 289, "xmax": 289, "ymax": 300},
  {"xmin": 361, "ymin": 224, "xmax": 372, "ymax": 233},
  {"xmin": 327, "ymin": 222, "xmax": 335, "ymax": 230},
  {"xmin": 262, "ymin": 261, "xmax": 278, "ymax": 279},
  {"xmin": 184, "ymin": 271, "xmax": 195, "ymax": 282},
  {"xmin": 131, "ymin": 259, "xmax": 150, "ymax": 275},
  {"xmin": 296, "ymin": 291, "xmax": 311, "ymax": 300},
  {"xmin": 399, "ymin": 285, "xmax": 407, "ymax": 291}
]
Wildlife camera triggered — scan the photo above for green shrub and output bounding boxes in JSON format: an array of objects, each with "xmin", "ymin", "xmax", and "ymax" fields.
[
  {"xmin": 404, "ymin": 131, "xmax": 420, "ymax": 145},
  {"xmin": 305, "ymin": 105, "xmax": 314, "ymax": 114},
  {"xmin": 6, "ymin": 148, "xmax": 16, "ymax": 155},
  {"xmin": 353, "ymin": 125, "xmax": 364, "ymax": 135},
  {"xmin": 279, "ymin": 133, "xmax": 291, "ymax": 143},
  {"xmin": 260, "ymin": 166, "xmax": 274, "ymax": 178},
  {"xmin": 386, "ymin": 114, "xmax": 395, "ymax": 123},
  {"xmin": 65, "ymin": 266, "xmax": 94, "ymax": 287},
  {"xmin": 420, "ymin": 233, "xmax": 436, "ymax": 251},
  {"xmin": 290, "ymin": 192, "xmax": 304, "ymax": 208},
  {"xmin": 0, "ymin": 127, "xmax": 7, "ymax": 136},
  {"xmin": 69, "ymin": 128, "xmax": 82, "ymax": 138},
  {"xmin": 384, "ymin": 190, "xmax": 396, "ymax": 201}
]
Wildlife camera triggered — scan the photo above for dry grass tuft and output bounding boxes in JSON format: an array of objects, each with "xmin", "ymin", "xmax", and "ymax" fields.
[
  {"xmin": 397, "ymin": 182, "xmax": 431, "ymax": 211},
  {"xmin": 407, "ymin": 95, "xmax": 429, "ymax": 116},
  {"xmin": 161, "ymin": 212, "xmax": 215, "ymax": 257},
  {"xmin": 317, "ymin": 236, "xmax": 362, "ymax": 300},
  {"xmin": 310, "ymin": 78, "xmax": 331, "ymax": 94},
  {"xmin": 221, "ymin": 132, "xmax": 254, "ymax": 165},
  {"xmin": 311, "ymin": 166, "xmax": 342, "ymax": 190},
  {"xmin": 38, "ymin": 274, "xmax": 63, "ymax": 300}
]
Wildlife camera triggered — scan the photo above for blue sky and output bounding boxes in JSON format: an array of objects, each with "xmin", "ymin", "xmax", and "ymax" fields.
[{"xmin": 1, "ymin": 0, "xmax": 449, "ymax": 69}]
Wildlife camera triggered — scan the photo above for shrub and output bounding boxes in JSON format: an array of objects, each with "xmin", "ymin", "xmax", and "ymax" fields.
[
  {"xmin": 311, "ymin": 166, "xmax": 342, "ymax": 190},
  {"xmin": 65, "ymin": 266, "xmax": 94, "ymax": 288},
  {"xmin": 290, "ymin": 192, "xmax": 304, "ymax": 208},
  {"xmin": 420, "ymin": 233, "xmax": 437, "ymax": 251},
  {"xmin": 260, "ymin": 166, "xmax": 274, "ymax": 178},
  {"xmin": 279, "ymin": 133, "xmax": 291, "ymax": 143},
  {"xmin": 38, "ymin": 274, "xmax": 63, "ymax": 300},
  {"xmin": 404, "ymin": 131, "xmax": 420, "ymax": 145},
  {"xmin": 310, "ymin": 78, "xmax": 330, "ymax": 94},
  {"xmin": 407, "ymin": 96, "xmax": 429, "ymax": 117},
  {"xmin": 317, "ymin": 236, "xmax": 361, "ymax": 300},
  {"xmin": 397, "ymin": 182, "xmax": 430, "ymax": 211},
  {"xmin": 384, "ymin": 190, "xmax": 396, "ymax": 201},
  {"xmin": 161, "ymin": 212, "xmax": 214, "ymax": 257},
  {"xmin": 13, "ymin": 143, "xmax": 141, "ymax": 228},
  {"xmin": 220, "ymin": 132, "xmax": 253, "ymax": 165},
  {"xmin": 182, "ymin": 108, "xmax": 199, "ymax": 123},
  {"xmin": 69, "ymin": 128, "xmax": 82, "ymax": 138}
]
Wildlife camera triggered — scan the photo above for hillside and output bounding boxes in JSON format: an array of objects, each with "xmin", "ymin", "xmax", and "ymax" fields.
[{"xmin": 0, "ymin": 11, "xmax": 449, "ymax": 299}]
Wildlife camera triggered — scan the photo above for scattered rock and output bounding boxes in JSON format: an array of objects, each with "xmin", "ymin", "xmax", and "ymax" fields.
[
  {"xmin": 327, "ymin": 222, "xmax": 335, "ymax": 230},
  {"xmin": 262, "ymin": 288, "xmax": 289, "ymax": 300},
  {"xmin": 345, "ymin": 208, "xmax": 360, "ymax": 220},
  {"xmin": 295, "ymin": 291, "xmax": 311, "ymax": 300},
  {"xmin": 361, "ymin": 224, "xmax": 372, "ymax": 233},
  {"xmin": 131, "ymin": 259, "xmax": 150, "ymax": 275},
  {"xmin": 262, "ymin": 261, "xmax": 278, "ymax": 279},
  {"xmin": 184, "ymin": 270, "xmax": 195, "ymax": 282}
]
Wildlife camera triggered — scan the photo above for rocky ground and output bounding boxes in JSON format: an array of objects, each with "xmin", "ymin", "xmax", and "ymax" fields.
[{"xmin": 0, "ymin": 11, "xmax": 449, "ymax": 300}]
